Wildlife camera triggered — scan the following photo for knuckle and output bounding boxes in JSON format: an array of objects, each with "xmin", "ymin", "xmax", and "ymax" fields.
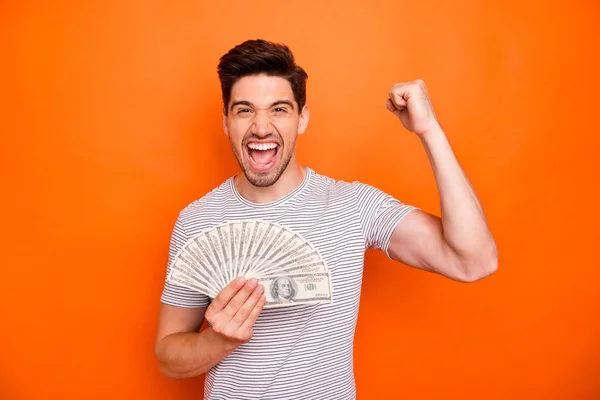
[
  {"xmin": 234, "ymin": 333, "xmax": 245, "ymax": 342},
  {"xmin": 211, "ymin": 322, "xmax": 223, "ymax": 334},
  {"xmin": 239, "ymin": 330, "xmax": 253, "ymax": 343},
  {"xmin": 243, "ymin": 282, "xmax": 255, "ymax": 293},
  {"xmin": 224, "ymin": 326, "xmax": 236, "ymax": 338}
]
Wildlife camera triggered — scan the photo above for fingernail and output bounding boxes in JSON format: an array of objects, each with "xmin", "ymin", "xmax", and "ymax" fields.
[
  {"xmin": 247, "ymin": 278, "xmax": 258, "ymax": 289},
  {"xmin": 255, "ymin": 284, "xmax": 264, "ymax": 294},
  {"xmin": 237, "ymin": 276, "xmax": 246, "ymax": 285}
]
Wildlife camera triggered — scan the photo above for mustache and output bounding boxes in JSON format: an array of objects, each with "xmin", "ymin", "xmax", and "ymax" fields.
[{"xmin": 242, "ymin": 133, "xmax": 283, "ymax": 146}]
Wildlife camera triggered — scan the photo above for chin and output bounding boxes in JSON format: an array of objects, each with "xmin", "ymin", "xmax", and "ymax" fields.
[
  {"xmin": 240, "ymin": 152, "xmax": 293, "ymax": 188},
  {"xmin": 243, "ymin": 168, "xmax": 282, "ymax": 187}
]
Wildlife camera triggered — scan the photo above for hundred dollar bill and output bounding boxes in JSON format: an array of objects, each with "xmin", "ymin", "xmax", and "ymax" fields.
[
  {"xmin": 241, "ymin": 221, "xmax": 270, "ymax": 276},
  {"xmin": 276, "ymin": 259, "xmax": 328, "ymax": 274},
  {"xmin": 237, "ymin": 221, "xmax": 253, "ymax": 279},
  {"xmin": 229, "ymin": 221, "xmax": 242, "ymax": 281},
  {"xmin": 250, "ymin": 250, "xmax": 327, "ymax": 277},
  {"xmin": 204, "ymin": 229, "xmax": 231, "ymax": 288},
  {"xmin": 234, "ymin": 221, "xmax": 329, "ymax": 277},
  {"xmin": 259, "ymin": 247, "xmax": 322, "ymax": 275},
  {"xmin": 268, "ymin": 240, "xmax": 313, "ymax": 267},
  {"xmin": 257, "ymin": 272, "xmax": 333, "ymax": 308},
  {"xmin": 270, "ymin": 233, "xmax": 309, "ymax": 260},
  {"xmin": 244, "ymin": 223, "xmax": 284, "ymax": 273},
  {"xmin": 264, "ymin": 224, "xmax": 295, "ymax": 252},
  {"xmin": 167, "ymin": 262, "xmax": 219, "ymax": 299},
  {"xmin": 246, "ymin": 224, "xmax": 293, "ymax": 272},
  {"xmin": 172, "ymin": 245, "xmax": 221, "ymax": 296},
  {"xmin": 200, "ymin": 230, "xmax": 228, "ymax": 287},
  {"xmin": 187, "ymin": 238, "xmax": 223, "ymax": 277},
  {"xmin": 215, "ymin": 224, "xmax": 232, "ymax": 285},
  {"xmin": 192, "ymin": 233, "xmax": 228, "ymax": 290}
]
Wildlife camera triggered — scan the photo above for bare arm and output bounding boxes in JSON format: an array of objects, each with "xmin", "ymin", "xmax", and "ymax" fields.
[
  {"xmin": 154, "ymin": 277, "xmax": 266, "ymax": 380},
  {"xmin": 385, "ymin": 80, "xmax": 498, "ymax": 282},
  {"xmin": 154, "ymin": 305, "xmax": 232, "ymax": 379}
]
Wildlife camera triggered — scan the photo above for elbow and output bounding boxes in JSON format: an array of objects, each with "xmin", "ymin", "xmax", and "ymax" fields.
[
  {"xmin": 154, "ymin": 346, "xmax": 208, "ymax": 381},
  {"xmin": 461, "ymin": 259, "xmax": 497, "ymax": 283},
  {"xmin": 457, "ymin": 242, "xmax": 498, "ymax": 283},
  {"xmin": 154, "ymin": 343, "xmax": 187, "ymax": 381},
  {"xmin": 158, "ymin": 363, "xmax": 185, "ymax": 381}
]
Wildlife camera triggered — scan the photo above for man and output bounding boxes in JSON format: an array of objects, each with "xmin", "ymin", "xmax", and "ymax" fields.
[
  {"xmin": 154, "ymin": 39, "xmax": 497, "ymax": 399},
  {"xmin": 270, "ymin": 277, "xmax": 297, "ymax": 303}
]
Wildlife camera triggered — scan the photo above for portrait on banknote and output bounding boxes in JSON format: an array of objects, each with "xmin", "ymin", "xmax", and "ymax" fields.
[{"xmin": 270, "ymin": 276, "xmax": 298, "ymax": 303}]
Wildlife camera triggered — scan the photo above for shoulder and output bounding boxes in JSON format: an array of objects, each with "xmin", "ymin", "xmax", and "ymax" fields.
[
  {"xmin": 176, "ymin": 177, "xmax": 233, "ymax": 226},
  {"xmin": 308, "ymin": 169, "xmax": 387, "ymax": 202},
  {"xmin": 307, "ymin": 169, "xmax": 409, "ymax": 216},
  {"xmin": 307, "ymin": 168, "xmax": 368, "ymax": 197}
]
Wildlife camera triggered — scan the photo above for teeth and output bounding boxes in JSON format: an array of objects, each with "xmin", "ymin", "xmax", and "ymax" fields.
[{"xmin": 248, "ymin": 142, "xmax": 278, "ymax": 151}]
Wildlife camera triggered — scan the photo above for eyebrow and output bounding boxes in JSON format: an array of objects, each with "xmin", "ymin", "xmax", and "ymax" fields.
[{"xmin": 230, "ymin": 100, "xmax": 295, "ymax": 111}]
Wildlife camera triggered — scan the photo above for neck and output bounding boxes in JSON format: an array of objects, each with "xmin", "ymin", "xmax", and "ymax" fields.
[{"xmin": 234, "ymin": 160, "xmax": 306, "ymax": 204}]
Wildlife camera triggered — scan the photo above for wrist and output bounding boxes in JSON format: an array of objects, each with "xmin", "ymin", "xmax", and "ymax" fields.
[
  {"xmin": 418, "ymin": 123, "xmax": 446, "ymax": 146},
  {"xmin": 204, "ymin": 326, "xmax": 241, "ymax": 354}
]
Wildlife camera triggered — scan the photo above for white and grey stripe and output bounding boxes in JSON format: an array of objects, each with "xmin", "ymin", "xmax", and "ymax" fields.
[{"xmin": 160, "ymin": 168, "xmax": 417, "ymax": 399}]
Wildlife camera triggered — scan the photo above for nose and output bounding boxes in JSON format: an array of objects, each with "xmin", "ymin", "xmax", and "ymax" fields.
[{"xmin": 250, "ymin": 111, "xmax": 271, "ymax": 136}]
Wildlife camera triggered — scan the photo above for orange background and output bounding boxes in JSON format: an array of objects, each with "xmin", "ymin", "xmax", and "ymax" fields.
[{"xmin": 1, "ymin": 1, "xmax": 599, "ymax": 399}]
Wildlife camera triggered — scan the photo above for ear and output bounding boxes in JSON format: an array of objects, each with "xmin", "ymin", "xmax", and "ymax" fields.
[
  {"xmin": 222, "ymin": 108, "xmax": 229, "ymax": 137},
  {"xmin": 297, "ymin": 105, "xmax": 310, "ymax": 134}
]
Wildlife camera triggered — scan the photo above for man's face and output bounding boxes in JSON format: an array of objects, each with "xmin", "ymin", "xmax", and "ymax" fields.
[
  {"xmin": 224, "ymin": 74, "xmax": 309, "ymax": 187},
  {"xmin": 277, "ymin": 278, "xmax": 292, "ymax": 299}
]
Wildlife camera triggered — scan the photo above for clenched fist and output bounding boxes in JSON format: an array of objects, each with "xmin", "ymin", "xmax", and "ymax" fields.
[{"xmin": 386, "ymin": 79, "xmax": 440, "ymax": 137}]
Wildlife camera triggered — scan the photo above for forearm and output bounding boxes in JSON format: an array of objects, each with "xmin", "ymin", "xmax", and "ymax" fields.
[
  {"xmin": 420, "ymin": 125, "xmax": 497, "ymax": 270},
  {"xmin": 156, "ymin": 327, "xmax": 237, "ymax": 380}
]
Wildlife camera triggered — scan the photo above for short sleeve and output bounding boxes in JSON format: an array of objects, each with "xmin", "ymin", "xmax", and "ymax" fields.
[
  {"xmin": 355, "ymin": 182, "xmax": 418, "ymax": 258},
  {"xmin": 160, "ymin": 215, "xmax": 211, "ymax": 308}
]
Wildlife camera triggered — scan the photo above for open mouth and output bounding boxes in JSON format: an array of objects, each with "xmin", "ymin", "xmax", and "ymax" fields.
[{"xmin": 245, "ymin": 141, "xmax": 280, "ymax": 172}]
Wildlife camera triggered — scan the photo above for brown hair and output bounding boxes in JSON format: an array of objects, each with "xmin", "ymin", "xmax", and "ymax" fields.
[{"xmin": 217, "ymin": 39, "xmax": 308, "ymax": 115}]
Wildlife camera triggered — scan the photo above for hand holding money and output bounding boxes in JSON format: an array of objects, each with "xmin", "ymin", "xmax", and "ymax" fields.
[
  {"xmin": 167, "ymin": 219, "xmax": 334, "ymax": 308},
  {"xmin": 204, "ymin": 277, "xmax": 266, "ymax": 345}
]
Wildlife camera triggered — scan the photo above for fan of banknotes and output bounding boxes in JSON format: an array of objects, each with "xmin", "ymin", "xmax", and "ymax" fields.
[{"xmin": 166, "ymin": 220, "xmax": 333, "ymax": 308}]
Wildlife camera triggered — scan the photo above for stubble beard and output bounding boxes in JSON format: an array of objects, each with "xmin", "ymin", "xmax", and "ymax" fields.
[{"xmin": 231, "ymin": 136, "xmax": 296, "ymax": 188}]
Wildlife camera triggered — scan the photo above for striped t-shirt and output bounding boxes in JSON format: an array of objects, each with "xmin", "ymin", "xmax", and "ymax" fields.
[{"xmin": 160, "ymin": 167, "xmax": 417, "ymax": 399}]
